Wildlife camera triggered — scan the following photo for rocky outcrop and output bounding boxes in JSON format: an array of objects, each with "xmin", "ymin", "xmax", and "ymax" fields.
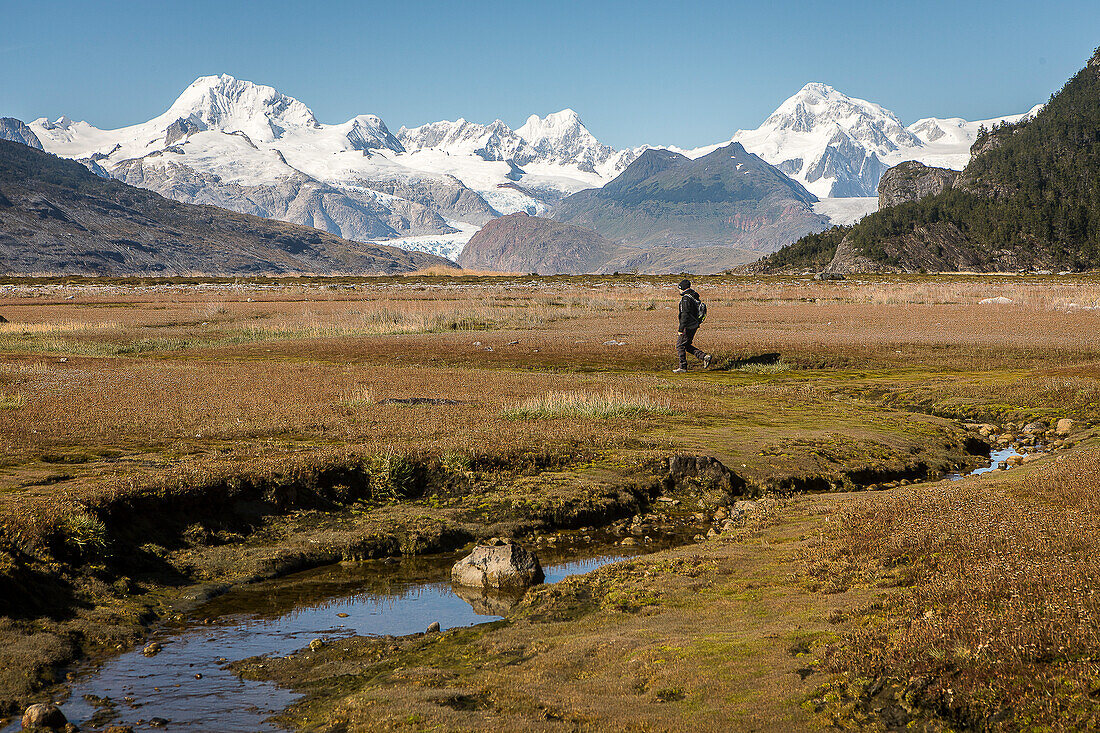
[
  {"xmin": 878, "ymin": 161, "xmax": 958, "ymax": 208},
  {"xmin": 822, "ymin": 221, "xmax": 1053, "ymax": 274},
  {"xmin": 459, "ymin": 212, "xmax": 626, "ymax": 274},
  {"xmin": 0, "ymin": 118, "xmax": 43, "ymax": 150},
  {"xmin": 667, "ymin": 455, "xmax": 746, "ymax": 495},
  {"xmin": 451, "ymin": 539, "xmax": 544, "ymax": 591},
  {"xmin": 823, "ymin": 234, "xmax": 904, "ymax": 274}
]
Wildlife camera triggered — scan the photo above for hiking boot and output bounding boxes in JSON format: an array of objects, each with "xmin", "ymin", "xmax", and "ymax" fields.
[
  {"xmin": 672, "ymin": 367, "xmax": 687, "ymax": 373},
  {"xmin": 703, "ymin": 354, "xmax": 712, "ymax": 369}
]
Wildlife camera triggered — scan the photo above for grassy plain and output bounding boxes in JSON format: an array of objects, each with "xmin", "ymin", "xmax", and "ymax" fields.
[{"xmin": 0, "ymin": 273, "xmax": 1099, "ymax": 729}]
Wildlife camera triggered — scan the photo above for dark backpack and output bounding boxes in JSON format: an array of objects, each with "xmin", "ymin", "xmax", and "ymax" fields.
[{"xmin": 694, "ymin": 295, "xmax": 707, "ymax": 324}]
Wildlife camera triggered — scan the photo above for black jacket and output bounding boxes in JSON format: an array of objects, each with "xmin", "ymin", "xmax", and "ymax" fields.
[{"xmin": 678, "ymin": 288, "xmax": 702, "ymax": 331}]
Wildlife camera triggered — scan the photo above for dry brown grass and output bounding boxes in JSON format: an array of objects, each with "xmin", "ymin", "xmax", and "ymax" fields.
[
  {"xmin": 2, "ymin": 274, "xmax": 1098, "ymax": 527},
  {"xmin": 2, "ymin": 274, "xmax": 1100, "ymax": 727},
  {"xmin": 812, "ymin": 452, "xmax": 1100, "ymax": 728},
  {"xmin": 502, "ymin": 388, "xmax": 674, "ymax": 419}
]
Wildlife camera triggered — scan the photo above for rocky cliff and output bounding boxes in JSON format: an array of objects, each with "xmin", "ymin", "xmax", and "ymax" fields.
[
  {"xmin": 877, "ymin": 161, "xmax": 958, "ymax": 208},
  {"xmin": 0, "ymin": 118, "xmax": 43, "ymax": 150}
]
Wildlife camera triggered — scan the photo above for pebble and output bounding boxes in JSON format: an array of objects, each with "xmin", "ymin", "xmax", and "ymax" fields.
[{"xmin": 142, "ymin": 642, "xmax": 163, "ymax": 657}]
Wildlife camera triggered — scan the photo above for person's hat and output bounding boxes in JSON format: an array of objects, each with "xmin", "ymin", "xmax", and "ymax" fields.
[{"xmin": 677, "ymin": 279, "xmax": 691, "ymax": 291}]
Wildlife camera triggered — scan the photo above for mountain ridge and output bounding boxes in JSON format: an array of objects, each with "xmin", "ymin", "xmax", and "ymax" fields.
[
  {"xmin": 15, "ymin": 73, "xmax": 1039, "ymax": 270},
  {"xmin": 548, "ymin": 142, "xmax": 827, "ymax": 272},
  {"xmin": 0, "ymin": 139, "xmax": 450, "ymax": 275}
]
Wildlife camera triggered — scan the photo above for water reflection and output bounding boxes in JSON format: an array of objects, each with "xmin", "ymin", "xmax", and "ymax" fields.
[{"xmin": 12, "ymin": 536, "xmax": 684, "ymax": 733}]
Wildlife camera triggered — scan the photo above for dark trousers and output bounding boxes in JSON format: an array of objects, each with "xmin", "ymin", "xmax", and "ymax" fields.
[{"xmin": 677, "ymin": 328, "xmax": 706, "ymax": 368}]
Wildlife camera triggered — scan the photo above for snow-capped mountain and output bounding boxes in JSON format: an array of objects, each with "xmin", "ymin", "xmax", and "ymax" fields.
[
  {"xmin": 28, "ymin": 75, "xmax": 636, "ymax": 260},
  {"xmin": 692, "ymin": 83, "xmax": 1041, "ymax": 200},
  {"xmin": 516, "ymin": 109, "xmax": 638, "ymax": 177},
  {"xmin": 398, "ymin": 111, "xmax": 639, "ymax": 179},
  {"xmin": 903, "ymin": 105, "xmax": 1044, "ymax": 169},
  {"xmin": 0, "ymin": 117, "xmax": 43, "ymax": 150},
  {"xmin": 22, "ymin": 73, "xmax": 1039, "ymax": 262},
  {"xmin": 398, "ymin": 118, "xmax": 527, "ymax": 163}
]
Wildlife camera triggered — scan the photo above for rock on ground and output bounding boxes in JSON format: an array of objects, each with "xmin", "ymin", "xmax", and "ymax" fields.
[
  {"xmin": 451, "ymin": 540, "xmax": 544, "ymax": 590},
  {"xmin": 21, "ymin": 702, "xmax": 68, "ymax": 730}
]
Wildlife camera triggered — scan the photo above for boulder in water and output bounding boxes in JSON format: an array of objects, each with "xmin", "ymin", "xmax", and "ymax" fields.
[
  {"xmin": 451, "ymin": 540, "xmax": 543, "ymax": 591},
  {"xmin": 21, "ymin": 703, "xmax": 68, "ymax": 730}
]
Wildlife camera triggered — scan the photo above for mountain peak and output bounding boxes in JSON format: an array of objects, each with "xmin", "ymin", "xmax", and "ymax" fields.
[
  {"xmin": 796, "ymin": 82, "xmax": 837, "ymax": 98},
  {"xmin": 734, "ymin": 80, "xmax": 923, "ymax": 197},
  {"xmin": 162, "ymin": 74, "xmax": 319, "ymax": 142},
  {"xmin": 517, "ymin": 109, "xmax": 587, "ymax": 141},
  {"xmin": 515, "ymin": 109, "xmax": 618, "ymax": 173}
]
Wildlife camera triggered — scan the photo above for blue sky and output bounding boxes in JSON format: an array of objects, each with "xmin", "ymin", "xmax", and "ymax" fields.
[{"xmin": 2, "ymin": 0, "xmax": 1098, "ymax": 148}]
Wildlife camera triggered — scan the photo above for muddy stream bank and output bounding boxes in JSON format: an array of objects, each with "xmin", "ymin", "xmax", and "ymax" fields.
[{"xmin": 5, "ymin": 531, "xmax": 696, "ymax": 733}]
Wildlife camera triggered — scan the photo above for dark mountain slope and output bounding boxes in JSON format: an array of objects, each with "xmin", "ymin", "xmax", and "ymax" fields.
[
  {"xmin": 759, "ymin": 47, "xmax": 1100, "ymax": 273},
  {"xmin": 0, "ymin": 140, "xmax": 451, "ymax": 275},
  {"xmin": 458, "ymin": 212, "xmax": 627, "ymax": 274},
  {"xmin": 552, "ymin": 143, "xmax": 827, "ymax": 271}
]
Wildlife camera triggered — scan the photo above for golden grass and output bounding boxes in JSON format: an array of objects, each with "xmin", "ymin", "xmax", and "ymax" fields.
[
  {"xmin": 503, "ymin": 389, "xmax": 674, "ymax": 420},
  {"xmin": 0, "ymin": 321, "xmax": 120, "ymax": 333},
  {"xmin": 339, "ymin": 387, "xmax": 375, "ymax": 409},
  {"xmin": 402, "ymin": 266, "xmax": 511, "ymax": 276},
  {"xmin": 2, "ymin": 274, "xmax": 1100, "ymax": 728}
]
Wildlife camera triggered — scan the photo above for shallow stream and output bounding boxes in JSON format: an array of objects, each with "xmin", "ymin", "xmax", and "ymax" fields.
[
  {"xmin": 946, "ymin": 446, "xmax": 1033, "ymax": 480},
  {"xmin": 8, "ymin": 533, "xmax": 690, "ymax": 732}
]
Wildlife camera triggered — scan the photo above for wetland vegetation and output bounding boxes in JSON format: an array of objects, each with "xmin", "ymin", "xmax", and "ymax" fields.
[{"xmin": 0, "ymin": 273, "xmax": 1098, "ymax": 730}]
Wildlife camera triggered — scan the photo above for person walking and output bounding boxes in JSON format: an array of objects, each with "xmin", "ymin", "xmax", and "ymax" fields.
[{"xmin": 673, "ymin": 279, "xmax": 711, "ymax": 373}]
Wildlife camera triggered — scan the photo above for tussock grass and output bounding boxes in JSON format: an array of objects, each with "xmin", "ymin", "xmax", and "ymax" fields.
[
  {"xmin": 339, "ymin": 388, "xmax": 375, "ymax": 409},
  {"xmin": 503, "ymin": 389, "xmax": 674, "ymax": 420},
  {"xmin": 736, "ymin": 360, "xmax": 792, "ymax": 374},
  {"xmin": 0, "ymin": 335, "xmax": 197, "ymax": 356}
]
